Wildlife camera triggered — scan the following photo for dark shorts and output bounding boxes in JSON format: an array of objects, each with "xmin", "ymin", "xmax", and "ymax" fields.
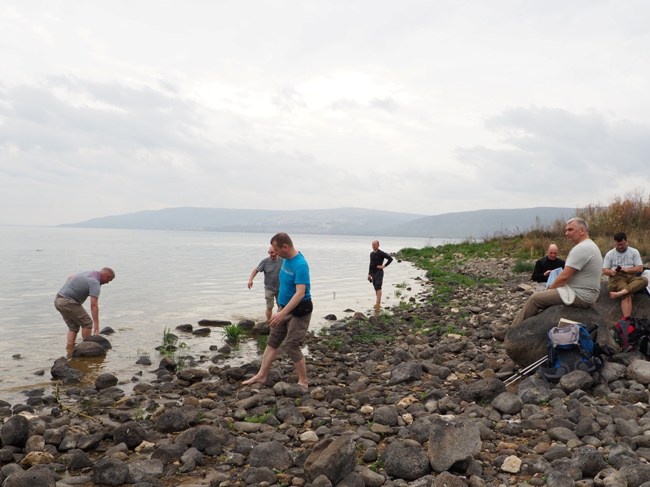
[
  {"xmin": 371, "ymin": 270, "xmax": 384, "ymax": 290},
  {"xmin": 54, "ymin": 295, "xmax": 92, "ymax": 332}
]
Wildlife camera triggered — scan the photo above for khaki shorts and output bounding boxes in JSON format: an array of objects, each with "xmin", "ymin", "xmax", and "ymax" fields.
[
  {"xmin": 264, "ymin": 288, "xmax": 279, "ymax": 310},
  {"xmin": 267, "ymin": 312, "xmax": 311, "ymax": 362},
  {"xmin": 54, "ymin": 295, "xmax": 92, "ymax": 332}
]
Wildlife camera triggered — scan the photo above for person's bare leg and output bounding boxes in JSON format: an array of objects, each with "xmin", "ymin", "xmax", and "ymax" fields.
[
  {"xmin": 242, "ymin": 346, "xmax": 279, "ymax": 385},
  {"xmin": 610, "ymin": 289, "xmax": 629, "ymax": 300},
  {"xmin": 621, "ymin": 295, "xmax": 633, "ymax": 318},
  {"xmin": 294, "ymin": 357, "xmax": 308, "ymax": 388},
  {"xmin": 265, "ymin": 308, "xmax": 272, "ymax": 322},
  {"xmin": 81, "ymin": 327, "xmax": 92, "ymax": 340},
  {"xmin": 67, "ymin": 330, "xmax": 78, "ymax": 348},
  {"xmin": 375, "ymin": 289, "xmax": 382, "ymax": 308}
]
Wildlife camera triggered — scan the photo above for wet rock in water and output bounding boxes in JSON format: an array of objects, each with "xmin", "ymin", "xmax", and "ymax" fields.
[
  {"xmin": 12, "ymin": 354, "xmax": 21, "ymax": 360},
  {"xmin": 84, "ymin": 334, "xmax": 112, "ymax": 350},
  {"xmin": 197, "ymin": 319, "xmax": 231, "ymax": 327},
  {"xmin": 135, "ymin": 355, "xmax": 152, "ymax": 366},
  {"xmin": 72, "ymin": 341, "xmax": 107, "ymax": 358},
  {"xmin": 324, "ymin": 314, "xmax": 337, "ymax": 320},
  {"xmin": 50, "ymin": 357, "xmax": 83, "ymax": 383},
  {"xmin": 252, "ymin": 321, "xmax": 270, "ymax": 335},
  {"xmin": 238, "ymin": 319, "xmax": 255, "ymax": 330},
  {"xmin": 192, "ymin": 327, "xmax": 211, "ymax": 336},
  {"xmin": 33, "ymin": 369, "xmax": 45, "ymax": 376},
  {"xmin": 99, "ymin": 326, "xmax": 115, "ymax": 335},
  {"xmin": 176, "ymin": 368, "xmax": 209, "ymax": 384},
  {"xmin": 175, "ymin": 323, "xmax": 193, "ymax": 333},
  {"xmin": 95, "ymin": 373, "xmax": 118, "ymax": 391},
  {"xmin": 157, "ymin": 357, "xmax": 177, "ymax": 372}
]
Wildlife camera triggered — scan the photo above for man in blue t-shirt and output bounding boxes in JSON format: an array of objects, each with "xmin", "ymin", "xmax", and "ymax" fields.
[
  {"xmin": 54, "ymin": 267, "xmax": 115, "ymax": 348},
  {"xmin": 243, "ymin": 232, "xmax": 312, "ymax": 389}
]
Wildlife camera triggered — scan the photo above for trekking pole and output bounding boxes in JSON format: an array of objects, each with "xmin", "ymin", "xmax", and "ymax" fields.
[{"xmin": 503, "ymin": 355, "xmax": 547, "ymax": 387}]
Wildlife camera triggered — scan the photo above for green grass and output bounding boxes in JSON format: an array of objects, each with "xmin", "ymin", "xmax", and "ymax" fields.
[
  {"xmin": 513, "ymin": 260, "xmax": 534, "ymax": 273},
  {"xmin": 222, "ymin": 324, "xmax": 244, "ymax": 344},
  {"xmin": 245, "ymin": 407, "xmax": 277, "ymax": 423},
  {"xmin": 325, "ymin": 337, "xmax": 344, "ymax": 350}
]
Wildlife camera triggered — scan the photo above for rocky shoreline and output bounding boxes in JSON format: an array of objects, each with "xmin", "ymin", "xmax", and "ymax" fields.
[{"xmin": 2, "ymin": 256, "xmax": 650, "ymax": 486}]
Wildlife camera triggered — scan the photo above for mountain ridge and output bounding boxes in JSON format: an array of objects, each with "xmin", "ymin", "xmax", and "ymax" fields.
[{"xmin": 60, "ymin": 206, "xmax": 577, "ymax": 239}]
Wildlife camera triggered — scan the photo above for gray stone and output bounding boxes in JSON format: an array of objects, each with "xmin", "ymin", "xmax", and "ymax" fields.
[
  {"xmin": 372, "ymin": 405, "xmax": 399, "ymax": 427},
  {"xmin": 1, "ymin": 415, "xmax": 29, "ymax": 448},
  {"xmin": 113, "ymin": 421, "xmax": 146, "ymax": 450},
  {"xmin": 558, "ymin": 369, "xmax": 594, "ymax": 392},
  {"xmin": 92, "ymin": 458, "xmax": 129, "ymax": 486},
  {"xmin": 382, "ymin": 439, "xmax": 431, "ymax": 481},
  {"xmin": 244, "ymin": 467, "xmax": 277, "ymax": 485},
  {"xmin": 191, "ymin": 425, "xmax": 229, "ymax": 454},
  {"xmin": 2, "ymin": 467, "xmax": 57, "ymax": 487},
  {"xmin": 126, "ymin": 458, "xmax": 164, "ymax": 483},
  {"xmin": 150, "ymin": 443, "xmax": 186, "ymax": 465},
  {"xmin": 491, "ymin": 391, "xmax": 523, "ymax": 415},
  {"xmin": 83, "ymin": 334, "xmax": 112, "ymax": 350},
  {"xmin": 428, "ymin": 418, "xmax": 481, "ymax": 473},
  {"xmin": 627, "ymin": 359, "xmax": 650, "ymax": 384},
  {"xmin": 458, "ymin": 378, "xmax": 505, "ymax": 403},
  {"xmin": 248, "ymin": 440, "xmax": 293, "ymax": 470},
  {"xmin": 153, "ymin": 407, "xmax": 189, "ymax": 433},
  {"xmin": 304, "ymin": 436, "xmax": 356, "ymax": 484},
  {"xmin": 388, "ymin": 361, "xmax": 422, "ymax": 385}
]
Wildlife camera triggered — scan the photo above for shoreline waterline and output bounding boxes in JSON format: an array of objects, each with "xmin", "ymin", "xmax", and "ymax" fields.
[{"xmin": 0, "ymin": 227, "xmax": 454, "ymax": 405}]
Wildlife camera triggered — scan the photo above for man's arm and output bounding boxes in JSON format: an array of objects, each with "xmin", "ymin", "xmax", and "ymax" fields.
[
  {"xmin": 269, "ymin": 284, "xmax": 306, "ymax": 326},
  {"xmin": 623, "ymin": 264, "xmax": 645, "ymax": 274},
  {"xmin": 381, "ymin": 251, "xmax": 393, "ymax": 268},
  {"xmin": 247, "ymin": 269, "xmax": 259, "ymax": 289},
  {"xmin": 90, "ymin": 296, "xmax": 100, "ymax": 335},
  {"xmin": 548, "ymin": 266, "xmax": 577, "ymax": 289}
]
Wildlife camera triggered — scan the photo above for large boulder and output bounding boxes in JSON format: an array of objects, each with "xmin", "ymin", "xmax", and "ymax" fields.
[
  {"xmin": 504, "ymin": 305, "xmax": 601, "ymax": 367},
  {"xmin": 593, "ymin": 281, "xmax": 650, "ymax": 322}
]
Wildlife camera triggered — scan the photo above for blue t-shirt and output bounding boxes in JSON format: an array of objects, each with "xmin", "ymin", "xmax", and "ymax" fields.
[{"xmin": 278, "ymin": 252, "xmax": 311, "ymax": 307}]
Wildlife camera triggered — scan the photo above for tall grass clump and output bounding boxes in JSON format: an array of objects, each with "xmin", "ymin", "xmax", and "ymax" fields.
[{"xmin": 222, "ymin": 324, "xmax": 244, "ymax": 344}]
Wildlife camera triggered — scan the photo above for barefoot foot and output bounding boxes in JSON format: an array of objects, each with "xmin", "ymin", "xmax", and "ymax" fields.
[{"xmin": 242, "ymin": 375, "xmax": 267, "ymax": 386}]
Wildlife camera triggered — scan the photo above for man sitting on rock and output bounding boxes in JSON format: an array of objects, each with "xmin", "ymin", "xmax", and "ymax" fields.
[
  {"xmin": 531, "ymin": 243, "xmax": 565, "ymax": 288},
  {"xmin": 602, "ymin": 231, "xmax": 648, "ymax": 320},
  {"xmin": 512, "ymin": 218, "xmax": 602, "ymax": 327}
]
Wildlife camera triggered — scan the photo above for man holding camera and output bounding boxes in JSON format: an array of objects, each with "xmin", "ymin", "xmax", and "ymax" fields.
[{"xmin": 603, "ymin": 232, "xmax": 648, "ymax": 319}]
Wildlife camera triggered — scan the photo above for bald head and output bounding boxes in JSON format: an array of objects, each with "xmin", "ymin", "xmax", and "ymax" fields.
[{"xmin": 547, "ymin": 244, "xmax": 559, "ymax": 260}]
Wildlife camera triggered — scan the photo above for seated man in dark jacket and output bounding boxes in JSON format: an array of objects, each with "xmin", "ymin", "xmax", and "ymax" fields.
[{"xmin": 532, "ymin": 244, "xmax": 565, "ymax": 283}]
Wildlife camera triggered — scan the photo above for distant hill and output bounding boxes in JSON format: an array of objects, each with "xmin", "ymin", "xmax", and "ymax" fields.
[{"xmin": 61, "ymin": 206, "xmax": 577, "ymax": 239}]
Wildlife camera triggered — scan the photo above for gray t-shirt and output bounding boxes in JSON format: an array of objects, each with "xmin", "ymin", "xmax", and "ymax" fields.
[
  {"xmin": 58, "ymin": 271, "xmax": 101, "ymax": 304},
  {"xmin": 603, "ymin": 246, "xmax": 643, "ymax": 269},
  {"xmin": 256, "ymin": 257, "xmax": 283, "ymax": 292},
  {"xmin": 563, "ymin": 239, "xmax": 603, "ymax": 304}
]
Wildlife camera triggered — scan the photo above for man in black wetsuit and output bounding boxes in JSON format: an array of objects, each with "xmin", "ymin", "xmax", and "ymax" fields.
[{"xmin": 368, "ymin": 240, "xmax": 393, "ymax": 308}]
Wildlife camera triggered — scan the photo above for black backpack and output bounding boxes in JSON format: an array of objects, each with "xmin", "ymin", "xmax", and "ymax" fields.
[{"xmin": 614, "ymin": 316, "xmax": 650, "ymax": 357}]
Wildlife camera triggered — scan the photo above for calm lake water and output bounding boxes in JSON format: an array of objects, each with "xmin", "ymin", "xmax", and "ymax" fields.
[{"xmin": 0, "ymin": 226, "xmax": 453, "ymax": 404}]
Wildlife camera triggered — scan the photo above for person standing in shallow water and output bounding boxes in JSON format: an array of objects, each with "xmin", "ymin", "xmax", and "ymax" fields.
[
  {"xmin": 247, "ymin": 245, "xmax": 283, "ymax": 322},
  {"xmin": 54, "ymin": 267, "xmax": 115, "ymax": 348},
  {"xmin": 368, "ymin": 240, "xmax": 393, "ymax": 308},
  {"xmin": 243, "ymin": 233, "xmax": 312, "ymax": 389}
]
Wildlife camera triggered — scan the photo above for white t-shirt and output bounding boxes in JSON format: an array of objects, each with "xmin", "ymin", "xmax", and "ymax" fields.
[
  {"xmin": 603, "ymin": 246, "xmax": 643, "ymax": 269},
  {"xmin": 557, "ymin": 239, "xmax": 603, "ymax": 305}
]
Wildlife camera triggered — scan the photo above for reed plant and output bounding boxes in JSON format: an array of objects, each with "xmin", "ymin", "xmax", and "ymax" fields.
[{"xmin": 222, "ymin": 324, "xmax": 244, "ymax": 344}]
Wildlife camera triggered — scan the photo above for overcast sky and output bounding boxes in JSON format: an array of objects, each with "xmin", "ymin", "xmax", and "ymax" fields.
[{"xmin": 2, "ymin": 1, "xmax": 649, "ymax": 226}]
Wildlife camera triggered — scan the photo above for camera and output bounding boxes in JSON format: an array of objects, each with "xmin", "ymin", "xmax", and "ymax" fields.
[{"xmin": 615, "ymin": 265, "xmax": 622, "ymax": 273}]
